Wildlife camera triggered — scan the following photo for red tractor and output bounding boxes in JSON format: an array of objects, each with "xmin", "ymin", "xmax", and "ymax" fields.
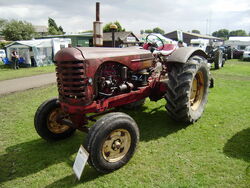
[{"xmin": 34, "ymin": 34, "xmax": 211, "ymax": 173}]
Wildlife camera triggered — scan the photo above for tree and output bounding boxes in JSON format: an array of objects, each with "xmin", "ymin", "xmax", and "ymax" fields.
[
  {"xmin": 152, "ymin": 27, "xmax": 165, "ymax": 35},
  {"xmin": 140, "ymin": 30, "xmax": 144, "ymax": 34},
  {"xmin": 48, "ymin": 17, "xmax": 64, "ymax": 35},
  {"xmin": 192, "ymin": 29, "xmax": 200, "ymax": 34},
  {"xmin": 144, "ymin": 29, "xmax": 153, "ymax": 33},
  {"xmin": 212, "ymin": 29, "xmax": 229, "ymax": 38},
  {"xmin": 2, "ymin": 19, "xmax": 36, "ymax": 41},
  {"xmin": 48, "ymin": 27, "xmax": 60, "ymax": 35},
  {"xmin": 0, "ymin": 19, "xmax": 7, "ymax": 31},
  {"xmin": 0, "ymin": 41, "xmax": 12, "ymax": 49},
  {"xmin": 58, "ymin": 26, "xmax": 64, "ymax": 34},
  {"xmin": 80, "ymin": 30, "xmax": 93, "ymax": 33},
  {"xmin": 229, "ymin": 30, "xmax": 247, "ymax": 37},
  {"xmin": 144, "ymin": 27, "xmax": 165, "ymax": 35},
  {"xmin": 103, "ymin": 23, "xmax": 111, "ymax": 32},
  {"xmin": 113, "ymin": 21, "xmax": 125, "ymax": 32},
  {"xmin": 103, "ymin": 21, "xmax": 125, "ymax": 32},
  {"xmin": 212, "ymin": 29, "xmax": 247, "ymax": 38}
]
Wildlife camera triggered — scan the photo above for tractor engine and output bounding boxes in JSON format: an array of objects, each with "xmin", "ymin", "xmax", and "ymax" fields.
[{"xmin": 96, "ymin": 62, "xmax": 150, "ymax": 99}]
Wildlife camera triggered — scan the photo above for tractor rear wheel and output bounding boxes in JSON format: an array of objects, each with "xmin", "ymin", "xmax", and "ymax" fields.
[
  {"xmin": 227, "ymin": 48, "xmax": 233, "ymax": 59},
  {"xmin": 222, "ymin": 58, "xmax": 225, "ymax": 67},
  {"xmin": 165, "ymin": 56, "xmax": 210, "ymax": 123},
  {"xmin": 85, "ymin": 112, "xmax": 139, "ymax": 173},
  {"xmin": 34, "ymin": 98, "xmax": 75, "ymax": 141},
  {"xmin": 214, "ymin": 49, "xmax": 223, "ymax": 69}
]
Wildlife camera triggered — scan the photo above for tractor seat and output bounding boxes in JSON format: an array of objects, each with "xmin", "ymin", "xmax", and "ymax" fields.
[
  {"xmin": 158, "ymin": 44, "xmax": 177, "ymax": 56},
  {"xmin": 143, "ymin": 43, "xmax": 150, "ymax": 50}
]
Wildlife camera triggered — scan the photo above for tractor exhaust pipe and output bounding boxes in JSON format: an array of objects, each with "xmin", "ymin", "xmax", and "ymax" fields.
[{"xmin": 93, "ymin": 2, "xmax": 103, "ymax": 47}]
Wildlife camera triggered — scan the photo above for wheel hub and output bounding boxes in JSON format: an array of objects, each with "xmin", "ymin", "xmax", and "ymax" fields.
[
  {"xmin": 102, "ymin": 129, "xmax": 131, "ymax": 162},
  {"xmin": 47, "ymin": 108, "xmax": 70, "ymax": 134},
  {"xmin": 190, "ymin": 71, "xmax": 205, "ymax": 111},
  {"xmin": 112, "ymin": 139, "xmax": 122, "ymax": 150}
]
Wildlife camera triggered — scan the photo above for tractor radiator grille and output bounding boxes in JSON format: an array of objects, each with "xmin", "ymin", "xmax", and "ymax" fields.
[{"xmin": 56, "ymin": 61, "xmax": 86, "ymax": 100}]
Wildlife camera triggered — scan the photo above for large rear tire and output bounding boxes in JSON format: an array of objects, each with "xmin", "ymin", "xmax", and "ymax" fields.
[
  {"xmin": 227, "ymin": 48, "xmax": 233, "ymax": 59},
  {"xmin": 165, "ymin": 56, "xmax": 210, "ymax": 123},
  {"xmin": 222, "ymin": 58, "xmax": 225, "ymax": 67},
  {"xmin": 34, "ymin": 98, "xmax": 76, "ymax": 141},
  {"xmin": 85, "ymin": 112, "xmax": 139, "ymax": 173},
  {"xmin": 214, "ymin": 49, "xmax": 223, "ymax": 69}
]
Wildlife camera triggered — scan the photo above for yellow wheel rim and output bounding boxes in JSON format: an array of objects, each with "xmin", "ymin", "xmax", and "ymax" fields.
[
  {"xmin": 102, "ymin": 129, "xmax": 131, "ymax": 163},
  {"xmin": 47, "ymin": 108, "xmax": 70, "ymax": 134},
  {"xmin": 190, "ymin": 71, "xmax": 205, "ymax": 111}
]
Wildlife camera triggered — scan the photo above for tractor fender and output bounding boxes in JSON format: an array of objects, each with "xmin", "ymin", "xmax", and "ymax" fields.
[{"xmin": 167, "ymin": 47, "xmax": 207, "ymax": 63}]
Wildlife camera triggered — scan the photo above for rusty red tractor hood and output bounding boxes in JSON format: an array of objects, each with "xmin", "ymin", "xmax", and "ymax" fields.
[{"xmin": 55, "ymin": 46, "xmax": 153, "ymax": 72}]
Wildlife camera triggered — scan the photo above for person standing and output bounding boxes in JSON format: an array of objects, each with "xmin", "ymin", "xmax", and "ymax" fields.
[
  {"xmin": 11, "ymin": 50, "xmax": 19, "ymax": 69},
  {"xmin": 177, "ymin": 41, "xmax": 184, "ymax": 48}
]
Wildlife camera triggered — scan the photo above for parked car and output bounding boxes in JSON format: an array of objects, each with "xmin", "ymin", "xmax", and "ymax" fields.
[
  {"xmin": 232, "ymin": 48, "xmax": 244, "ymax": 59},
  {"xmin": 0, "ymin": 49, "xmax": 6, "ymax": 60},
  {"xmin": 242, "ymin": 46, "xmax": 250, "ymax": 61}
]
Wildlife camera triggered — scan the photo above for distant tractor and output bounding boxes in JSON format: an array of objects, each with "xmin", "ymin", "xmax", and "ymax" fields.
[
  {"xmin": 34, "ymin": 34, "xmax": 212, "ymax": 173},
  {"xmin": 190, "ymin": 38, "xmax": 225, "ymax": 69}
]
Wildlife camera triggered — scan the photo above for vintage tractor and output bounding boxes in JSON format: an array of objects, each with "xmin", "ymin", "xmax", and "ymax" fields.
[
  {"xmin": 206, "ymin": 45, "xmax": 225, "ymax": 69},
  {"xmin": 190, "ymin": 38, "xmax": 225, "ymax": 69},
  {"xmin": 34, "ymin": 34, "xmax": 211, "ymax": 173}
]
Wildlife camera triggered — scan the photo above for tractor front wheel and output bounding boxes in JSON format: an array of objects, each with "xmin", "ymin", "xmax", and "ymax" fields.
[
  {"xmin": 165, "ymin": 56, "xmax": 210, "ymax": 123},
  {"xmin": 34, "ymin": 98, "xmax": 76, "ymax": 141},
  {"xmin": 85, "ymin": 112, "xmax": 139, "ymax": 173}
]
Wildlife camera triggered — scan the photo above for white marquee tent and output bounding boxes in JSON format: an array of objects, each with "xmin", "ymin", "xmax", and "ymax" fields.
[{"xmin": 5, "ymin": 38, "xmax": 71, "ymax": 67}]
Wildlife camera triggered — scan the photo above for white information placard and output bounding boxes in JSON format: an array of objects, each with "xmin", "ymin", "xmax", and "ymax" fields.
[{"xmin": 73, "ymin": 145, "xmax": 89, "ymax": 180}]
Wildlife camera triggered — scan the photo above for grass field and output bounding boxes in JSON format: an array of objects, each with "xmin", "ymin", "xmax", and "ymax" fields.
[
  {"xmin": 0, "ymin": 60, "xmax": 249, "ymax": 187},
  {"xmin": 0, "ymin": 64, "xmax": 55, "ymax": 81}
]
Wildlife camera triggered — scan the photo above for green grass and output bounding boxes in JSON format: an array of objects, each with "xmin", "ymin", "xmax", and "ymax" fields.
[
  {"xmin": 0, "ymin": 64, "xmax": 55, "ymax": 81},
  {"xmin": 214, "ymin": 59, "xmax": 250, "ymax": 77},
  {"xmin": 0, "ymin": 60, "xmax": 249, "ymax": 187}
]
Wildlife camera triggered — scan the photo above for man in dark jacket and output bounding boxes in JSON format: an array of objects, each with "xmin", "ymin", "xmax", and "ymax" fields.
[{"xmin": 11, "ymin": 50, "xmax": 19, "ymax": 69}]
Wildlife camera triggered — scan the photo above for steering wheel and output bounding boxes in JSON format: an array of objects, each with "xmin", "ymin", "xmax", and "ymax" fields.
[{"xmin": 145, "ymin": 34, "xmax": 165, "ymax": 51}]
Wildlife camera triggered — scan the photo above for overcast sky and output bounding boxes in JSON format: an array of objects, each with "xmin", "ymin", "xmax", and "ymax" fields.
[{"xmin": 0, "ymin": 0, "xmax": 249, "ymax": 35}]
